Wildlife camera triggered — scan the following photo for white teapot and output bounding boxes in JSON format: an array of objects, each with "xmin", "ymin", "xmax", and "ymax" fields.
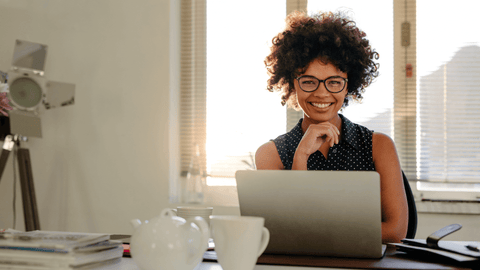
[{"xmin": 130, "ymin": 208, "xmax": 210, "ymax": 270}]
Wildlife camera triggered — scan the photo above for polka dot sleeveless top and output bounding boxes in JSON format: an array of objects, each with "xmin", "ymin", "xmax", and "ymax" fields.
[{"xmin": 273, "ymin": 114, "xmax": 376, "ymax": 171}]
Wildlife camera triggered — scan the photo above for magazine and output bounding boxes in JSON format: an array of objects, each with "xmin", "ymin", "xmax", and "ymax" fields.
[
  {"xmin": 0, "ymin": 258, "xmax": 122, "ymax": 270},
  {"xmin": 0, "ymin": 246, "xmax": 123, "ymax": 267},
  {"xmin": 0, "ymin": 231, "xmax": 110, "ymax": 252},
  {"xmin": 0, "ymin": 230, "xmax": 123, "ymax": 269}
]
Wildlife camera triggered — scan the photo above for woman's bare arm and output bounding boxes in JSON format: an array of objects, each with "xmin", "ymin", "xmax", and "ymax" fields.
[{"xmin": 372, "ymin": 132, "xmax": 408, "ymax": 243}]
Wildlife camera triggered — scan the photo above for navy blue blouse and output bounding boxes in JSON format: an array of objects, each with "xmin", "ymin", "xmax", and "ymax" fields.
[{"xmin": 273, "ymin": 114, "xmax": 376, "ymax": 171}]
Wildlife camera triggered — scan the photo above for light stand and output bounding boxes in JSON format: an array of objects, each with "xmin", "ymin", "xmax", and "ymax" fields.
[{"xmin": 0, "ymin": 135, "xmax": 40, "ymax": 231}]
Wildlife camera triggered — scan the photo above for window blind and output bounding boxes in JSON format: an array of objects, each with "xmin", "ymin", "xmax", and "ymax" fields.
[
  {"xmin": 179, "ymin": 0, "xmax": 207, "ymax": 176},
  {"xmin": 286, "ymin": 0, "xmax": 308, "ymax": 131},
  {"xmin": 393, "ymin": 0, "xmax": 417, "ymax": 180},
  {"xmin": 416, "ymin": 0, "xmax": 480, "ymax": 183}
]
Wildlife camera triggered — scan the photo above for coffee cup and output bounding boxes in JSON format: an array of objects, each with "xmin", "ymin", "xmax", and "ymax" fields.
[{"xmin": 210, "ymin": 215, "xmax": 270, "ymax": 270}]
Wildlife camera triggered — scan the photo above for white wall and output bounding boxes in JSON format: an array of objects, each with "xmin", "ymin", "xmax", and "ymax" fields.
[{"xmin": 0, "ymin": 0, "xmax": 173, "ymax": 234}]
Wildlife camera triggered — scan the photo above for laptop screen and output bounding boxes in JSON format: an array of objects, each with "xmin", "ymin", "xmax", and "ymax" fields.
[{"xmin": 235, "ymin": 170, "xmax": 384, "ymax": 258}]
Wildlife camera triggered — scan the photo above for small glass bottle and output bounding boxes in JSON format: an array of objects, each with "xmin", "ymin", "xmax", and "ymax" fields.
[{"xmin": 185, "ymin": 144, "xmax": 205, "ymax": 204}]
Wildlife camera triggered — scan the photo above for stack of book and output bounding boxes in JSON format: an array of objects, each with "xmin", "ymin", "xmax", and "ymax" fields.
[{"xmin": 0, "ymin": 229, "xmax": 123, "ymax": 269}]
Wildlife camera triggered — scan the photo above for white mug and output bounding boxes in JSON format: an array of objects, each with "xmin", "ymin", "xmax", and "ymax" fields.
[{"xmin": 210, "ymin": 215, "xmax": 269, "ymax": 270}]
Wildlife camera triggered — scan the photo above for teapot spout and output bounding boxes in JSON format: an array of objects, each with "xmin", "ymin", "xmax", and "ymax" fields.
[{"xmin": 130, "ymin": 219, "xmax": 142, "ymax": 229}]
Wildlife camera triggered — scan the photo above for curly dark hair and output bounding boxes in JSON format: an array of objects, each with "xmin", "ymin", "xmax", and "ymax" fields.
[{"xmin": 265, "ymin": 11, "xmax": 379, "ymax": 109}]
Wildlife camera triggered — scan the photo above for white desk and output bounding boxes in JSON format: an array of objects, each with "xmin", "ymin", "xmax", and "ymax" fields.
[
  {"xmin": 109, "ymin": 255, "xmax": 473, "ymax": 270},
  {"xmin": 111, "ymin": 258, "xmax": 334, "ymax": 270},
  {"xmin": 105, "ymin": 242, "xmax": 479, "ymax": 270}
]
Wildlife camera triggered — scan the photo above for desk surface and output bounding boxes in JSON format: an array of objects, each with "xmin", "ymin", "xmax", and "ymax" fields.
[
  {"xmin": 110, "ymin": 247, "xmax": 475, "ymax": 270},
  {"xmin": 109, "ymin": 259, "xmax": 335, "ymax": 270},
  {"xmin": 110, "ymin": 258, "xmax": 473, "ymax": 270}
]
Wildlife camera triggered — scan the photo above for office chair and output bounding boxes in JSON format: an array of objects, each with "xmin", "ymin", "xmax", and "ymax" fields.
[{"xmin": 402, "ymin": 170, "xmax": 417, "ymax": 239}]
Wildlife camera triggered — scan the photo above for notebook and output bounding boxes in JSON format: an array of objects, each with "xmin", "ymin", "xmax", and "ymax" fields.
[{"xmin": 235, "ymin": 170, "xmax": 387, "ymax": 258}]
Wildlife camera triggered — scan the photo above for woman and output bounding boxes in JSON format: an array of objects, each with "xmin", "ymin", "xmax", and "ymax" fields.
[{"xmin": 255, "ymin": 11, "xmax": 408, "ymax": 243}]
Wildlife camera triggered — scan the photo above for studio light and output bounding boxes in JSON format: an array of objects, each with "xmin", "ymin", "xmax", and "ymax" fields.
[
  {"xmin": 0, "ymin": 40, "xmax": 76, "ymax": 231},
  {"xmin": 1, "ymin": 39, "xmax": 75, "ymax": 138}
]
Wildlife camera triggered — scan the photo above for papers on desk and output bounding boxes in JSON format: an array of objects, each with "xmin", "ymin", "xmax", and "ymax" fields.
[{"xmin": 0, "ymin": 230, "xmax": 123, "ymax": 269}]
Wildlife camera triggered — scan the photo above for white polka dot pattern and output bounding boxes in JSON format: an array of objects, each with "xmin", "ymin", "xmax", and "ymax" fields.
[{"xmin": 273, "ymin": 114, "xmax": 375, "ymax": 171}]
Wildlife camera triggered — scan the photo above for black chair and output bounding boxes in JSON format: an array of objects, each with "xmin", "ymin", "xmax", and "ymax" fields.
[{"xmin": 402, "ymin": 170, "xmax": 417, "ymax": 239}]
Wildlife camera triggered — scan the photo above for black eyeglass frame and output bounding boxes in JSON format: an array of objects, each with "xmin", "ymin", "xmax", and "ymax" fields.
[{"xmin": 295, "ymin": 75, "xmax": 348, "ymax": 93}]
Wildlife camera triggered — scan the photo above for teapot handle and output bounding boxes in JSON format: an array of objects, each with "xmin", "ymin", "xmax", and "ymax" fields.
[{"xmin": 186, "ymin": 216, "xmax": 210, "ymax": 264}]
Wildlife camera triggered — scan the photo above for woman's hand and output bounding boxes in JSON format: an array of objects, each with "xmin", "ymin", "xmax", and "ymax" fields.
[
  {"xmin": 292, "ymin": 122, "xmax": 340, "ymax": 170},
  {"xmin": 298, "ymin": 122, "xmax": 340, "ymax": 156}
]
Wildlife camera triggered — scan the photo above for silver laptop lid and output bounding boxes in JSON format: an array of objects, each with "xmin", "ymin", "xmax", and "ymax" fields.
[{"xmin": 235, "ymin": 170, "xmax": 384, "ymax": 258}]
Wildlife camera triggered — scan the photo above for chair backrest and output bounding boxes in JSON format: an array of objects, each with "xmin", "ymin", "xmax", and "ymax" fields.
[{"xmin": 402, "ymin": 170, "xmax": 417, "ymax": 239}]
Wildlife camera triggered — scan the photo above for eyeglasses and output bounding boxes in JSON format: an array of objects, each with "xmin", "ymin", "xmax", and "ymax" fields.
[{"xmin": 296, "ymin": 75, "xmax": 348, "ymax": 93}]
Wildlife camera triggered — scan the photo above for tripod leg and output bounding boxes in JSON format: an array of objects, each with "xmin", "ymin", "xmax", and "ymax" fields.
[{"xmin": 17, "ymin": 148, "xmax": 40, "ymax": 231}]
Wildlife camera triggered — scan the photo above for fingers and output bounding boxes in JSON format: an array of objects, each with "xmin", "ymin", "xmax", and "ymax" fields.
[
  {"xmin": 296, "ymin": 121, "xmax": 342, "ymax": 157},
  {"xmin": 325, "ymin": 125, "xmax": 339, "ymax": 147},
  {"xmin": 326, "ymin": 129, "xmax": 335, "ymax": 147},
  {"xmin": 306, "ymin": 122, "xmax": 340, "ymax": 148},
  {"xmin": 324, "ymin": 125, "xmax": 340, "ymax": 146}
]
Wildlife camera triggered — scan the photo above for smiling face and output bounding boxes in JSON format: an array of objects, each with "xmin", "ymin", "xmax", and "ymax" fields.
[{"xmin": 295, "ymin": 59, "xmax": 348, "ymax": 127}]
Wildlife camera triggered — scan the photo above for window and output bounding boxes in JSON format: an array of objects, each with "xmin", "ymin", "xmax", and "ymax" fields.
[
  {"xmin": 175, "ymin": 0, "xmax": 480, "ymax": 204},
  {"xmin": 203, "ymin": 0, "xmax": 395, "ymax": 188},
  {"xmin": 415, "ymin": 0, "xmax": 480, "ymax": 193},
  {"xmin": 176, "ymin": 0, "xmax": 290, "ymax": 203},
  {"xmin": 306, "ymin": 0, "xmax": 394, "ymax": 137},
  {"xmin": 205, "ymin": 0, "xmax": 287, "ymax": 186}
]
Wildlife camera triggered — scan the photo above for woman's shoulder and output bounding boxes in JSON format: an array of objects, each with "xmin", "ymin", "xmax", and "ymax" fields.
[
  {"xmin": 255, "ymin": 119, "xmax": 304, "ymax": 170},
  {"xmin": 372, "ymin": 132, "xmax": 395, "ymax": 145},
  {"xmin": 372, "ymin": 132, "xmax": 398, "ymax": 162},
  {"xmin": 255, "ymin": 141, "xmax": 283, "ymax": 170},
  {"xmin": 256, "ymin": 141, "xmax": 276, "ymax": 155}
]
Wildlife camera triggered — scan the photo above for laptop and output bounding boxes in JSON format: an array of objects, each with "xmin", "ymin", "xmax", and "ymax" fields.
[{"xmin": 235, "ymin": 170, "xmax": 387, "ymax": 258}]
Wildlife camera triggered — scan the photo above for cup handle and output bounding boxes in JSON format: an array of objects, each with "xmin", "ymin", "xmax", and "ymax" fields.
[
  {"xmin": 257, "ymin": 227, "xmax": 270, "ymax": 257},
  {"xmin": 186, "ymin": 216, "xmax": 210, "ymax": 264}
]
